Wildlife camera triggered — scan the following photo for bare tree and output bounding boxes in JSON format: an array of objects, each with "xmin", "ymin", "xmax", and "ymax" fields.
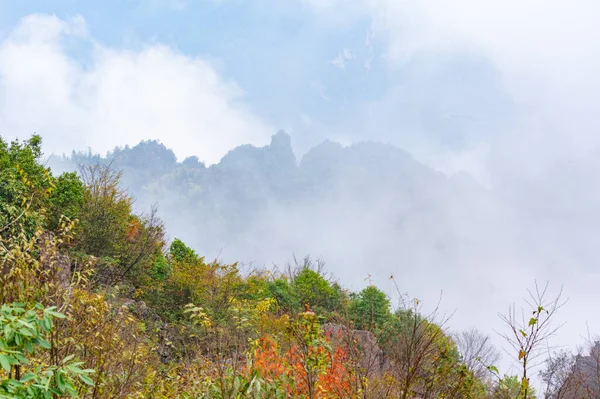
[
  {"xmin": 284, "ymin": 254, "xmax": 328, "ymax": 281},
  {"xmin": 454, "ymin": 327, "xmax": 502, "ymax": 382},
  {"xmin": 499, "ymin": 282, "xmax": 566, "ymax": 399},
  {"xmin": 540, "ymin": 349, "xmax": 582, "ymax": 399},
  {"xmin": 380, "ymin": 277, "xmax": 469, "ymax": 399},
  {"xmin": 538, "ymin": 335, "xmax": 600, "ymax": 399}
]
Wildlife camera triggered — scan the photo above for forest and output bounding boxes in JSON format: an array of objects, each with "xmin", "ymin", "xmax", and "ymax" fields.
[{"xmin": 1, "ymin": 134, "xmax": 599, "ymax": 399}]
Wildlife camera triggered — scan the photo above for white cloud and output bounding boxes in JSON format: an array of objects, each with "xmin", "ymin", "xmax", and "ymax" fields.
[
  {"xmin": 307, "ymin": 0, "xmax": 600, "ymax": 74},
  {"xmin": 0, "ymin": 14, "xmax": 271, "ymax": 164},
  {"xmin": 307, "ymin": 0, "xmax": 600, "ymax": 177},
  {"xmin": 330, "ymin": 47, "xmax": 355, "ymax": 69}
]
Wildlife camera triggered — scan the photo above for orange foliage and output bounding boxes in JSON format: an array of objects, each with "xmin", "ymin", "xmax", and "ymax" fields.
[
  {"xmin": 248, "ymin": 335, "xmax": 357, "ymax": 398},
  {"xmin": 251, "ymin": 336, "xmax": 287, "ymax": 381},
  {"xmin": 127, "ymin": 216, "xmax": 140, "ymax": 241},
  {"xmin": 320, "ymin": 347, "xmax": 355, "ymax": 398}
]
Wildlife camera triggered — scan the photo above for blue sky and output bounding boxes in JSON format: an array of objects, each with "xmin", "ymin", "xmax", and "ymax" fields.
[{"xmin": 0, "ymin": 0, "xmax": 599, "ymax": 182}]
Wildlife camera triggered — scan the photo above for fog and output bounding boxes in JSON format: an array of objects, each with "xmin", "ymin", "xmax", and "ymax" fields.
[{"xmin": 2, "ymin": 1, "xmax": 600, "ymax": 382}]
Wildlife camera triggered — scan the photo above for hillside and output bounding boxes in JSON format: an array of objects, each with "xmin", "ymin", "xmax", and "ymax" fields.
[{"xmin": 3, "ymin": 134, "xmax": 600, "ymax": 398}]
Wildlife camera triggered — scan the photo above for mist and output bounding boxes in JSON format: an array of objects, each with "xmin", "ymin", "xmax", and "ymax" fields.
[
  {"xmin": 45, "ymin": 131, "xmax": 600, "ymax": 381},
  {"xmin": 2, "ymin": 0, "xmax": 600, "ymax": 383}
]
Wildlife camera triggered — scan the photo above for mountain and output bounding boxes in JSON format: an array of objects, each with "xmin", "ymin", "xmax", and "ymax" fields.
[{"xmin": 48, "ymin": 132, "xmax": 501, "ymax": 294}]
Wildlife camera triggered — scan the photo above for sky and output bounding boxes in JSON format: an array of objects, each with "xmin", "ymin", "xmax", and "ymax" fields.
[
  {"xmin": 2, "ymin": 0, "xmax": 600, "ymax": 381},
  {"xmin": 1, "ymin": 1, "xmax": 598, "ymax": 180},
  {"xmin": 3, "ymin": 0, "xmax": 597, "ymax": 179}
]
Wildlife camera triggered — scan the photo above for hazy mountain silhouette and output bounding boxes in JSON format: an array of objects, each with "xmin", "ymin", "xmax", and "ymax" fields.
[{"xmin": 48, "ymin": 132, "xmax": 499, "ymax": 294}]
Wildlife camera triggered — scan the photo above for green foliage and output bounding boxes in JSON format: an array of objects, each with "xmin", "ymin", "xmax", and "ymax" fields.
[
  {"xmin": 47, "ymin": 172, "xmax": 84, "ymax": 231},
  {"xmin": 0, "ymin": 303, "xmax": 94, "ymax": 399},
  {"xmin": 73, "ymin": 164, "xmax": 165, "ymax": 286},
  {"xmin": 146, "ymin": 241, "xmax": 206, "ymax": 321},
  {"xmin": 238, "ymin": 273, "xmax": 271, "ymax": 302},
  {"xmin": 267, "ymin": 278, "xmax": 298, "ymax": 313},
  {"xmin": 349, "ymin": 285, "xmax": 391, "ymax": 331},
  {"xmin": 76, "ymin": 164, "xmax": 133, "ymax": 258},
  {"xmin": 291, "ymin": 267, "xmax": 342, "ymax": 314},
  {"xmin": 198, "ymin": 368, "xmax": 288, "ymax": 399},
  {"xmin": 493, "ymin": 375, "xmax": 537, "ymax": 399},
  {"xmin": 169, "ymin": 238, "xmax": 198, "ymax": 262},
  {"xmin": 0, "ymin": 135, "xmax": 54, "ymax": 239},
  {"xmin": 151, "ymin": 251, "xmax": 171, "ymax": 281}
]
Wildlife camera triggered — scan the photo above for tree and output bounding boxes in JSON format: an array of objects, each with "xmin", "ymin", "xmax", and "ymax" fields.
[
  {"xmin": 268, "ymin": 277, "xmax": 299, "ymax": 314},
  {"xmin": 454, "ymin": 327, "xmax": 501, "ymax": 382},
  {"xmin": 76, "ymin": 163, "xmax": 133, "ymax": 258},
  {"xmin": 499, "ymin": 282, "xmax": 565, "ymax": 399},
  {"xmin": 47, "ymin": 171, "xmax": 84, "ymax": 231},
  {"xmin": 288, "ymin": 257, "xmax": 343, "ymax": 314},
  {"xmin": 251, "ymin": 309, "xmax": 357, "ymax": 399},
  {"xmin": 381, "ymin": 300, "xmax": 451, "ymax": 398},
  {"xmin": 76, "ymin": 163, "xmax": 165, "ymax": 286},
  {"xmin": 349, "ymin": 285, "xmax": 391, "ymax": 331},
  {"xmin": 169, "ymin": 238, "xmax": 198, "ymax": 262},
  {"xmin": 370, "ymin": 280, "xmax": 485, "ymax": 399},
  {"xmin": 0, "ymin": 135, "xmax": 53, "ymax": 240},
  {"xmin": 540, "ymin": 350, "xmax": 580, "ymax": 399}
]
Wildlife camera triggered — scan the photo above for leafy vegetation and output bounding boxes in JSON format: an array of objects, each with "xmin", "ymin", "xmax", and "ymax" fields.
[
  {"xmin": 0, "ymin": 303, "xmax": 94, "ymax": 399},
  {"xmin": 0, "ymin": 134, "xmax": 590, "ymax": 398}
]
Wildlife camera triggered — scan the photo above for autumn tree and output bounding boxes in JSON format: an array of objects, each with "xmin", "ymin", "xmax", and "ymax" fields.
[
  {"xmin": 499, "ymin": 282, "xmax": 565, "ymax": 399},
  {"xmin": 75, "ymin": 163, "xmax": 165, "ymax": 286}
]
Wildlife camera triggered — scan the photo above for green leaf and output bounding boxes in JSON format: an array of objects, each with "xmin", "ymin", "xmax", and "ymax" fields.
[
  {"xmin": 21, "ymin": 372, "xmax": 37, "ymax": 382},
  {"xmin": 0, "ymin": 354, "xmax": 11, "ymax": 372},
  {"xmin": 42, "ymin": 317, "xmax": 53, "ymax": 332},
  {"xmin": 56, "ymin": 372, "xmax": 66, "ymax": 392},
  {"xmin": 79, "ymin": 375, "xmax": 94, "ymax": 386},
  {"xmin": 18, "ymin": 327, "xmax": 34, "ymax": 337},
  {"xmin": 14, "ymin": 353, "xmax": 28, "ymax": 363},
  {"xmin": 62, "ymin": 354, "xmax": 75, "ymax": 364},
  {"xmin": 37, "ymin": 338, "xmax": 51, "ymax": 350},
  {"xmin": 528, "ymin": 317, "xmax": 537, "ymax": 326},
  {"xmin": 487, "ymin": 365, "xmax": 499, "ymax": 375},
  {"xmin": 45, "ymin": 310, "xmax": 66, "ymax": 319},
  {"xmin": 520, "ymin": 329, "xmax": 527, "ymax": 337},
  {"xmin": 16, "ymin": 319, "xmax": 34, "ymax": 329}
]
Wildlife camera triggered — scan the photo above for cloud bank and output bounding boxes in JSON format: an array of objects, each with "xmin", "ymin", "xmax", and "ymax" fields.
[{"xmin": 304, "ymin": 0, "xmax": 600, "ymax": 183}]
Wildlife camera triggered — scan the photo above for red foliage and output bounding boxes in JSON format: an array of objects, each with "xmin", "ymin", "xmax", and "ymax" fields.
[{"xmin": 248, "ymin": 335, "xmax": 357, "ymax": 398}]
